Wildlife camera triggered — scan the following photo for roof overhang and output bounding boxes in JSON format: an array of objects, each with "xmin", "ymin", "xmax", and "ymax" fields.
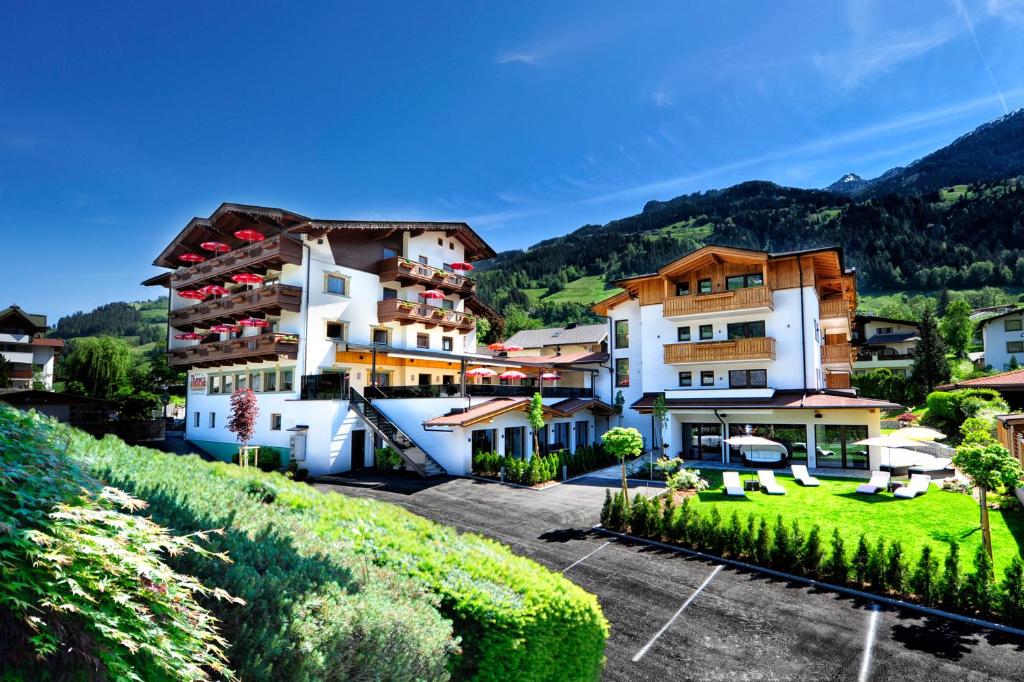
[{"xmin": 293, "ymin": 219, "xmax": 496, "ymax": 261}]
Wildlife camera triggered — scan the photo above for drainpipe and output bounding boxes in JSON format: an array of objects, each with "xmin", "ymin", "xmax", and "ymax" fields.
[
  {"xmin": 797, "ymin": 257, "xmax": 808, "ymax": 406},
  {"xmin": 714, "ymin": 408, "xmax": 728, "ymax": 463},
  {"xmin": 284, "ymin": 229, "xmax": 312, "ymax": 394}
]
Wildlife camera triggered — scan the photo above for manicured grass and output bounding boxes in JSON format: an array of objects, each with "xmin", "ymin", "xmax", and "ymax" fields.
[
  {"xmin": 694, "ymin": 470, "xmax": 1024, "ymax": 577},
  {"xmin": 543, "ymin": 275, "xmax": 622, "ymax": 305}
]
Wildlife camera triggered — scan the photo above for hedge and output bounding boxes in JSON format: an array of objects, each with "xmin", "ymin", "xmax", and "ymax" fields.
[{"xmin": 51, "ymin": 411, "xmax": 608, "ymax": 680}]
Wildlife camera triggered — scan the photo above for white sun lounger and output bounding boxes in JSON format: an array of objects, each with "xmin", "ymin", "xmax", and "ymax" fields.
[
  {"xmin": 791, "ymin": 464, "xmax": 820, "ymax": 487},
  {"xmin": 757, "ymin": 470, "xmax": 786, "ymax": 495},
  {"xmin": 894, "ymin": 473, "xmax": 931, "ymax": 499},
  {"xmin": 856, "ymin": 471, "xmax": 890, "ymax": 495},
  {"xmin": 723, "ymin": 471, "xmax": 746, "ymax": 497}
]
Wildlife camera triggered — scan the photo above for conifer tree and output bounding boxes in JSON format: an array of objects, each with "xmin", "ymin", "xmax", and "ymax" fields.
[
  {"xmin": 911, "ymin": 545, "xmax": 938, "ymax": 605},
  {"xmin": 885, "ymin": 541, "xmax": 908, "ymax": 594},
  {"xmin": 911, "ymin": 307, "xmax": 950, "ymax": 399},
  {"xmin": 852, "ymin": 535, "xmax": 871, "ymax": 585},
  {"xmin": 801, "ymin": 525, "xmax": 824, "ymax": 577},
  {"xmin": 938, "ymin": 542, "xmax": 962, "ymax": 609}
]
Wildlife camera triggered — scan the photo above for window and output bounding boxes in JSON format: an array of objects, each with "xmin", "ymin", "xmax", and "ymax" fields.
[
  {"xmin": 382, "ymin": 246, "xmax": 398, "ymax": 259},
  {"xmin": 615, "ymin": 358, "xmax": 630, "ymax": 387},
  {"xmin": 727, "ymin": 320, "xmax": 766, "ymax": 339},
  {"xmin": 552, "ymin": 422, "xmax": 571, "ymax": 450},
  {"xmin": 676, "ymin": 281, "xmax": 690, "ymax": 296},
  {"xmin": 679, "ymin": 371, "xmax": 692, "ymax": 387},
  {"xmin": 270, "ymin": 413, "xmax": 282, "ymax": 430},
  {"xmin": 417, "ymin": 333, "xmax": 430, "ymax": 349},
  {"xmin": 449, "ymin": 241, "xmax": 455, "ymax": 250},
  {"xmin": 193, "ymin": 411, "xmax": 200, "ymax": 427},
  {"xmin": 236, "ymin": 373, "xmax": 247, "ymax": 391},
  {"xmin": 324, "ymin": 321, "xmax": 345, "ymax": 340},
  {"xmin": 443, "ymin": 262, "xmax": 453, "ymax": 272},
  {"xmin": 382, "ymin": 287, "xmax": 398, "ymax": 300},
  {"xmin": 504, "ymin": 426, "xmax": 526, "ymax": 458},
  {"xmin": 700, "ymin": 370, "xmax": 715, "ymax": 386},
  {"xmin": 614, "ymin": 320, "xmax": 629, "ymax": 348},
  {"xmin": 471, "ymin": 429, "xmax": 496, "ymax": 455},
  {"xmin": 209, "ymin": 375, "xmax": 220, "ymax": 394},
  {"xmin": 729, "ymin": 369, "xmax": 768, "ymax": 388},
  {"xmin": 250, "ymin": 372, "xmax": 262, "ymax": 392},
  {"xmin": 372, "ymin": 328, "xmax": 390, "ymax": 346},
  {"xmin": 574, "ymin": 421, "xmax": 589, "ymax": 450},
  {"xmin": 222, "ymin": 374, "xmax": 233, "ymax": 393},
  {"xmin": 699, "ymin": 324, "xmax": 713, "ymax": 340},
  {"xmin": 725, "ymin": 273, "xmax": 764, "ymax": 290},
  {"xmin": 208, "ymin": 412, "xmax": 216, "ymax": 428},
  {"xmin": 698, "ymin": 278, "xmax": 712, "ymax": 294},
  {"xmin": 441, "ymin": 299, "xmax": 454, "ymax": 310},
  {"xmin": 1009, "ymin": 342, "xmax": 1024, "ymax": 353},
  {"xmin": 437, "ymin": 237, "xmax": 443, "ymax": 246},
  {"xmin": 281, "ymin": 369, "xmax": 294, "ymax": 391},
  {"xmin": 677, "ymin": 326, "xmax": 691, "ymax": 342},
  {"xmin": 442, "ymin": 336, "xmax": 453, "ymax": 351},
  {"xmin": 264, "ymin": 370, "xmax": 277, "ymax": 392},
  {"xmin": 1006, "ymin": 319, "xmax": 1023, "ymax": 332},
  {"xmin": 876, "ymin": 326, "xmax": 894, "ymax": 335},
  {"xmin": 324, "ymin": 273, "xmax": 348, "ymax": 296},
  {"xmin": 418, "ymin": 255, "xmax": 428, "ymax": 265}
]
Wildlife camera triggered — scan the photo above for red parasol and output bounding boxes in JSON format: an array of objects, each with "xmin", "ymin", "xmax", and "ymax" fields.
[
  {"xmin": 465, "ymin": 367, "xmax": 497, "ymax": 377},
  {"xmin": 234, "ymin": 229, "xmax": 265, "ymax": 242},
  {"xmin": 199, "ymin": 284, "xmax": 231, "ymax": 296},
  {"xmin": 208, "ymin": 324, "xmax": 240, "ymax": 333},
  {"xmin": 178, "ymin": 253, "xmax": 206, "ymax": 263},
  {"xmin": 231, "ymin": 273, "xmax": 264, "ymax": 284},
  {"xmin": 487, "ymin": 342, "xmax": 505, "ymax": 351},
  {"xmin": 540, "ymin": 372, "xmax": 561, "ymax": 381},
  {"xmin": 174, "ymin": 332, "xmax": 203, "ymax": 341},
  {"xmin": 238, "ymin": 317, "xmax": 271, "ymax": 328},
  {"xmin": 503, "ymin": 344, "xmax": 524, "ymax": 352},
  {"xmin": 499, "ymin": 370, "xmax": 527, "ymax": 380},
  {"xmin": 421, "ymin": 289, "xmax": 445, "ymax": 299},
  {"xmin": 177, "ymin": 289, "xmax": 206, "ymax": 300},
  {"xmin": 200, "ymin": 241, "xmax": 231, "ymax": 253},
  {"xmin": 450, "ymin": 261, "xmax": 474, "ymax": 271}
]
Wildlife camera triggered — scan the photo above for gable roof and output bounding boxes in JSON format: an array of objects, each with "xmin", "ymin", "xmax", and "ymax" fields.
[
  {"xmin": 938, "ymin": 368, "xmax": 1024, "ymax": 390},
  {"xmin": 546, "ymin": 397, "xmax": 617, "ymax": 417},
  {"xmin": 864, "ymin": 332, "xmax": 920, "ymax": 345},
  {"xmin": 424, "ymin": 398, "xmax": 530, "ymax": 427},
  {"xmin": 294, "ymin": 219, "xmax": 496, "ymax": 261},
  {"xmin": 977, "ymin": 307, "xmax": 1024, "ymax": 328},
  {"xmin": 504, "ymin": 324, "xmax": 607, "ymax": 349},
  {"xmin": 0, "ymin": 305, "xmax": 47, "ymax": 331}
]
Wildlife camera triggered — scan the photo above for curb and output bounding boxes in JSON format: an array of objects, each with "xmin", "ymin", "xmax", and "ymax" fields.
[{"xmin": 592, "ymin": 525, "xmax": 1024, "ymax": 639}]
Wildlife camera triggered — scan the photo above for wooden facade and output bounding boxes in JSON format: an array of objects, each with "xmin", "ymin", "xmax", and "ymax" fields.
[
  {"xmin": 376, "ymin": 299, "xmax": 475, "ymax": 333},
  {"xmin": 326, "ymin": 229, "xmax": 403, "ymax": 274},
  {"xmin": 168, "ymin": 333, "xmax": 299, "ymax": 368},
  {"xmin": 663, "ymin": 286, "xmax": 773, "ymax": 318},
  {"xmin": 168, "ymin": 284, "xmax": 302, "ymax": 330},
  {"xmin": 663, "ymin": 337, "xmax": 776, "ymax": 364},
  {"xmin": 169, "ymin": 234, "xmax": 303, "ymax": 290},
  {"xmin": 378, "ymin": 256, "xmax": 476, "ymax": 296},
  {"xmin": 820, "ymin": 298, "xmax": 851, "ymax": 320},
  {"xmin": 821, "ymin": 342, "xmax": 854, "ymax": 365},
  {"xmin": 825, "ymin": 372, "xmax": 852, "ymax": 389}
]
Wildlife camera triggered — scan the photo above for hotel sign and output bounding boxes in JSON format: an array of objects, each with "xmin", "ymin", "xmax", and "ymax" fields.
[{"xmin": 189, "ymin": 373, "xmax": 208, "ymax": 394}]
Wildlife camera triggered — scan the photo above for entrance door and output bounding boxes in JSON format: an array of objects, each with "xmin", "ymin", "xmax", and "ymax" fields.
[
  {"xmin": 418, "ymin": 373, "xmax": 431, "ymax": 386},
  {"xmin": 351, "ymin": 430, "xmax": 366, "ymax": 470},
  {"xmin": 682, "ymin": 423, "xmax": 723, "ymax": 461}
]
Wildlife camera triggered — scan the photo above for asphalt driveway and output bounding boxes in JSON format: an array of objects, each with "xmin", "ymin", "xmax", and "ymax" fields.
[{"xmin": 313, "ymin": 472, "xmax": 1024, "ymax": 681}]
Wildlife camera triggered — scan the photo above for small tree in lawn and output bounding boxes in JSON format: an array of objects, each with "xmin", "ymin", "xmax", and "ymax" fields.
[
  {"xmin": 528, "ymin": 392, "xmax": 546, "ymax": 460},
  {"xmin": 602, "ymin": 426, "xmax": 643, "ymax": 505},
  {"xmin": 652, "ymin": 394, "xmax": 668, "ymax": 456},
  {"xmin": 228, "ymin": 388, "xmax": 259, "ymax": 467},
  {"xmin": 953, "ymin": 438, "xmax": 1022, "ymax": 560}
]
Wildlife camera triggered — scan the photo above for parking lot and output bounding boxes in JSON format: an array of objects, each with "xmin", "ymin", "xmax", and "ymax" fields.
[{"xmin": 314, "ymin": 472, "xmax": 1024, "ymax": 680}]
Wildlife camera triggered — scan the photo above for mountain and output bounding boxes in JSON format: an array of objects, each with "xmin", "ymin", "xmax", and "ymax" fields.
[
  {"xmin": 52, "ymin": 297, "xmax": 168, "ymax": 354},
  {"xmin": 827, "ymin": 108, "xmax": 1024, "ymax": 197}
]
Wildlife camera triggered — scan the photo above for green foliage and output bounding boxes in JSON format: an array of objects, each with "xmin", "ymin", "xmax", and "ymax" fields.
[
  {"xmin": 925, "ymin": 389, "xmax": 1008, "ymax": 436},
  {"xmin": 938, "ymin": 542, "xmax": 963, "ymax": 610},
  {"xmin": 0, "ymin": 407, "xmax": 233, "ymax": 680},
  {"xmin": 825, "ymin": 529, "xmax": 849, "ymax": 584},
  {"xmin": 911, "ymin": 545, "xmax": 939, "ymax": 605},
  {"xmin": 601, "ymin": 427, "xmax": 644, "ymax": 461},
  {"xmin": 886, "ymin": 542, "xmax": 908, "ymax": 594},
  {"xmin": 61, "ymin": 335, "xmax": 135, "ymax": 400},
  {"xmin": 852, "ymin": 368, "xmax": 910, "ymax": 405},
  {"xmin": 852, "ymin": 535, "xmax": 871, "ymax": 585},
  {"xmin": 801, "ymin": 525, "xmax": 824, "ymax": 576},
  {"xmin": 998, "ymin": 558, "xmax": 1024, "ymax": 625},
  {"xmin": 953, "ymin": 442, "xmax": 1023, "ymax": 495},
  {"xmin": 0, "ymin": 354, "xmax": 11, "ymax": 388},
  {"xmin": 666, "ymin": 467, "xmax": 709, "ymax": 493},
  {"xmin": 607, "ymin": 491, "xmax": 627, "ymax": 531},
  {"xmin": 600, "ymin": 489, "xmax": 613, "ymax": 527},
  {"xmin": 941, "ymin": 299, "xmax": 975, "ymax": 358},
  {"xmin": 966, "ymin": 546, "xmax": 996, "ymax": 615},
  {"xmin": 911, "ymin": 308, "xmax": 950, "ymax": 399},
  {"xmin": 867, "ymin": 537, "xmax": 887, "ymax": 590},
  {"xmin": 375, "ymin": 445, "xmax": 403, "ymax": 469}
]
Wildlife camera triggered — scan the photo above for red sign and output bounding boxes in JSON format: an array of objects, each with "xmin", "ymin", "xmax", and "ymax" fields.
[{"xmin": 189, "ymin": 374, "xmax": 208, "ymax": 393}]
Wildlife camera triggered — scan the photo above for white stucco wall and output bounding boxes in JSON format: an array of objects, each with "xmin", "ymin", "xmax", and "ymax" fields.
[{"xmin": 983, "ymin": 311, "xmax": 1024, "ymax": 370}]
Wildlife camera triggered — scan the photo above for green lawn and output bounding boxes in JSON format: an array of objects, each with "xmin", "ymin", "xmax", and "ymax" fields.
[
  {"xmin": 543, "ymin": 275, "xmax": 622, "ymax": 305},
  {"xmin": 693, "ymin": 470, "xmax": 1024, "ymax": 578}
]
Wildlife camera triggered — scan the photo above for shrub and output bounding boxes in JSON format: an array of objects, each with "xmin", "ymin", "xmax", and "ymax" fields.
[
  {"xmin": 853, "ymin": 535, "xmax": 871, "ymax": 585},
  {"xmin": 801, "ymin": 525, "xmax": 824, "ymax": 576},
  {"xmin": 886, "ymin": 542, "xmax": 908, "ymax": 594},
  {"xmin": 256, "ymin": 445, "xmax": 282, "ymax": 471},
  {"xmin": 867, "ymin": 538, "xmax": 887, "ymax": 591},
  {"xmin": 666, "ymin": 468, "xmax": 709, "ymax": 493},
  {"xmin": 600, "ymin": 489, "xmax": 613, "ymax": 527},
  {"xmin": 770, "ymin": 515, "xmax": 797, "ymax": 570},
  {"xmin": 824, "ymin": 529, "xmax": 849, "ymax": 584},
  {"xmin": 724, "ymin": 511, "xmax": 743, "ymax": 558},
  {"xmin": 608, "ymin": 491, "xmax": 627, "ymax": 531},
  {"xmin": 998, "ymin": 558, "xmax": 1024, "ymax": 625},
  {"xmin": 938, "ymin": 542, "xmax": 963, "ymax": 610},
  {"xmin": 911, "ymin": 545, "xmax": 939, "ymax": 605},
  {"xmin": 753, "ymin": 518, "xmax": 771, "ymax": 565},
  {"xmin": 375, "ymin": 445, "xmax": 403, "ymax": 470},
  {"xmin": 965, "ymin": 546, "xmax": 995, "ymax": 616}
]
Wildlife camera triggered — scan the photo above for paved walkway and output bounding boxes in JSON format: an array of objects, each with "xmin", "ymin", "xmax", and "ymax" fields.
[{"xmin": 314, "ymin": 472, "xmax": 1024, "ymax": 681}]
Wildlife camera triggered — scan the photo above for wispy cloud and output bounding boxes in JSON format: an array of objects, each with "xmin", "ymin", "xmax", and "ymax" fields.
[
  {"xmin": 987, "ymin": 0, "xmax": 1024, "ymax": 24},
  {"xmin": 495, "ymin": 50, "xmax": 548, "ymax": 66},
  {"xmin": 954, "ymin": 0, "xmax": 1009, "ymax": 114},
  {"xmin": 650, "ymin": 89, "xmax": 674, "ymax": 108}
]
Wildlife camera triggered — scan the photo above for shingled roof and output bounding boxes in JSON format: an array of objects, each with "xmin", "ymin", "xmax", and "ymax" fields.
[{"xmin": 504, "ymin": 324, "xmax": 607, "ymax": 349}]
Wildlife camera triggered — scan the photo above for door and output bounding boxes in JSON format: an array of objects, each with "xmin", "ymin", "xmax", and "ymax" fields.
[
  {"xmin": 351, "ymin": 430, "xmax": 366, "ymax": 470},
  {"xmin": 418, "ymin": 373, "xmax": 431, "ymax": 386}
]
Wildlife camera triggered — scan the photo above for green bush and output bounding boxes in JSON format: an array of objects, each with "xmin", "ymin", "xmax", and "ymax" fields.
[{"xmin": 54, "ymin": 414, "xmax": 609, "ymax": 680}]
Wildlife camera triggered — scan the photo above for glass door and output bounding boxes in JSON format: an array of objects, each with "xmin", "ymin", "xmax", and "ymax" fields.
[{"xmin": 682, "ymin": 423, "xmax": 722, "ymax": 461}]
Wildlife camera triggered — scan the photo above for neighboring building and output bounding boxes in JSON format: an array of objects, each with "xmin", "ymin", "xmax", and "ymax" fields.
[
  {"xmin": 851, "ymin": 314, "xmax": 920, "ymax": 378},
  {"xmin": 996, "ymin": 413, "xmax": 1024, "ymax": 467},
  {"xmin": 937, "ymin": 368, "xmax": 1024, "ymax": 411},
  {"xmin": 979, "ymin": 307, "xmax": 1024, "ymax": 371},
  {"xmin": 143, "ymin": 203, "xmax": 612, "ymax": 477},
  {"xmin": 501, "ymin": 323, "xmax": 608, "ymax": 357},
  {"xmin": 590, "ymin": 245, "xmax": 900, "ymax": 471},
  {"xmin": 0, "ymin": 305, "xmax": 64, "ymax": 389}
]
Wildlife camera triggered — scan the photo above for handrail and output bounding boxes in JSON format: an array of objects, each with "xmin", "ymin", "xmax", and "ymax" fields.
[{"xmin": 349, "ymin": 388, "xmax": 433, "ymax": 467}]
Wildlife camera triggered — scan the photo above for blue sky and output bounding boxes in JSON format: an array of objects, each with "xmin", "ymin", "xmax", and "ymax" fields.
[{"xmin": 2, "ymin": 0, "xmax": 1024, "ymax": 318}]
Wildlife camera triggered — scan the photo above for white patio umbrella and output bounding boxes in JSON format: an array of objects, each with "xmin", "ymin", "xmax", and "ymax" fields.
[
  {"xmin": 724, "ymin": 435, "xmax": 781, "ymax": 446},
  {"xmin": 897, "ymin": 426, "xmax": 947, "ymax": 441},
  {"xmin": 852, "ymin": 434, "xmax": 925, "ymax": 449}
]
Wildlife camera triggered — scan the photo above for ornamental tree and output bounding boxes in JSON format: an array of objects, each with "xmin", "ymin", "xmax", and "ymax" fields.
[
  {"xmin": 953, "ymin": 438, "xmax": 1023, "ymax": 560},
  {"xmin": 602, "ymin": 426, "xmax": 643, "ymax": 504},
  {"xmin": 528, "ymin": 392, "xmax": 545, "ymax": 459},
  {"xmin": 940, "ymin": 299, "xmax": 974, "ymax": 359},
  {"xmin": 228, "ymin": 388, "xmax": 259, "ymax": 465}
]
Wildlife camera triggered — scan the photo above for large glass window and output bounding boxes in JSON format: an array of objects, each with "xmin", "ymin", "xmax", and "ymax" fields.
[
  {"xmin": 727, "ymin": 320, "xmax": 766, "ymax": 339},
  {"xmin": 814, "ymin": 425, "xmax": 869, "ymax": 469},
  {"xmin": 727, "ymin": 424, "xmax": 807, "ymax": 464},
  {"xmin": 728, "ymin": 369, "xmax": 767, "ymax": 388},
  {"xmin": 471, "ymin": 429, "xmax": 497, "ymax": 455},
  {"xmin": 698, "ymin": 279, "xmax": 712, "ymax": 294},
  {"xmin": 676, "ymin": 281, "xmax": 690, "ymax": 296},
  {"xmin": 615, "ymin": 358, "xmax": 630, "ymax": 387},
  {"xmin": 614, "ymin": 320, "xmax": 629, "ymax": 349},
  {"xmin": 699, "ymin": 324, "xmax": 713, "ymax": 340},
  {"xmin": 1005, "ymin": 319, "xmax": 1022, "ymax": 332},
  {"xmin": 682, "ymin": 423, "xmax": 722, "ymax": 461},
  {"xmin": 222, "ymin": 374, "xmax": 233, "ymax": 393},
  {"xmin": 552, "ymin": 422, "xmax": 571, "ymax": 451},
  {"xmin": 504, "ymin": 426, "xmax": 525, "ymax": 458},
  {"xmin": 209, "ymin": 375, "xmax": 221, "ymax": 394},
  {"xmin": 725, "ymin": 273, "xmax": 764, "ymax": 290}
]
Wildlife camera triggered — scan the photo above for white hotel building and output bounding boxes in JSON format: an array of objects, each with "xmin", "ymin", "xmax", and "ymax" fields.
[
  {"xmin": 592, "ymin": 245, "xmax": 899, "ymax": 471},
  {"xmin": 144, "ymin": 204, "xmax": 612, "ymax": 477}
]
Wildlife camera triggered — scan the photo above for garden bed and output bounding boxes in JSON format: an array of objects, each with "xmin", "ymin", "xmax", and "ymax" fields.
[{"xmin": 472, "ymin": 444, "xmax": 616, "ymax": 487}]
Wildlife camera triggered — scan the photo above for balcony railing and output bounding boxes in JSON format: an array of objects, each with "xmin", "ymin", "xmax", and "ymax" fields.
[
  {"xmin": 467, "ymin": 385, "xmax": 594, "ymax": 399},
  {"xmin": 300, "ymin": 373, "xmax": 350, "ymax": 400},
  {"xmin": 377, "ymin": 299, "xmax": 475, "ymax": 333},
  {"xmin": 169, "ymin": 234, "xmax": 303, "ymax": 290},
  {"xmin": 168, "ymin": 333, "xmax": 300, "ymax": 368},
  {"xmin": 819, "ymin": 298, "xmax": 851, "ymax": 320},
  {"xmin": 663, "ymin": 337, "xmax": 776, "ymax": 364},
  {"xmin": 378, "ymin": 257, "xmax": 475, "ymax": 296},
  {"xmin": 663, "ymin": 286, "xmax": 773, "ymax": 318},
  {"xmin": 169, "ymin": 284, "xmax": 303, "ymax": 330},
  {"xmin": 825, "ymin": 373, "xmax": 852, "ymax": 389},
  {"xmin": 821, "ymin": 342, "xmax": 854, "ymax": 365},
  {"xmin": 856, "ymin": 351, "xmax": 914, "ymax": 362}
]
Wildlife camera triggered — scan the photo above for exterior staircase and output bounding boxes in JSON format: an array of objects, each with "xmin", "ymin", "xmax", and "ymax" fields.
[{"xmin": 349, "ymin": 389, "xmax": 446, "ymax": 477}]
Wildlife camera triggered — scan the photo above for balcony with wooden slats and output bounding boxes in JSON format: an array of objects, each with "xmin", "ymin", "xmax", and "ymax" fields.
[
  {"xmin": 169, "ymin": 234, "xmax": 303, "ymax": 290},
  {"xmin": 167, "ymin": 333, "xmax": 300, "ymax": 368},
  {"xmin": 819, "ymin": 298, "xmax": 851, "ymax": 320},
  {"xmin": 663, "ymin": 286, "xmax": 773, "ymax": 318},
  {"xmin": 663, "ymin": 336, "xmax": 776, "ymax": 365},
  {"xmin": 821, "ymin": 342, "xmax": 854, "ymax": 367},
  {"xmin": 825, "ymin": 372, "xmax": 852, "ymax": 389},
  {"xmin": 378, "ymin": 257, "xmax": 476, "ymax": 296},
  {"xmin": 377, "ymin": 299, "xmax": 475, "ymax": 333},
  {"xmin": 169, "ymin": 284, "xmax": 302, "ymax": 331}
]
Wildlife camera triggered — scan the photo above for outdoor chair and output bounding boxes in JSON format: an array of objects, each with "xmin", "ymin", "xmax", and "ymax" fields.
[
  {"xmin": 723, "ymin": 471, "xmax": 746, "ymax": 497},
  {"xmin": 757, "ymin": 470, "xmax": 785, "ymax": 495},
  {"xmin": 856, "ymin": 471, "xmax": 889, "ymax": 495},
  {"xmin": 791, "ymin": 464, "xmax": 820, "ymax": 487},
  {"xmin": 893, "ymin": 473, "xmax": 931, "ymax": 499}
]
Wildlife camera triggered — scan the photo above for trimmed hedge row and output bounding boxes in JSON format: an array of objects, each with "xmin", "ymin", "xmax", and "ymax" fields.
[{"xmin": 58, "ymin": 416, "xmax": 608, "ymax": 680}]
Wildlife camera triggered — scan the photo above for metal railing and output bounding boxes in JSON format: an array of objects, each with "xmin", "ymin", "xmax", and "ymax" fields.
[{"xmin": 299, "ymin": 373, "xmax": 350, "ymax": 400}]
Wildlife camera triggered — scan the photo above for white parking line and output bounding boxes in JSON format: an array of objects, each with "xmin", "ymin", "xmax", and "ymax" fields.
[
  {"xmin": 562, "ymin": 541, "xmax": 611, "ymax": 573},
  {"xmin": 632, "ymin": 564, "xmax": 724, "ymax": 662},
  {"xmin": 858, "ymin": 604, "xmax": 881, "ymax": 682}
]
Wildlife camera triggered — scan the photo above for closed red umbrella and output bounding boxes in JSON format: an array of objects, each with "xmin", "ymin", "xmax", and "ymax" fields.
[
  {"xmin": 234, "ymin": 229, "xmax": 265, "ymax": 242},
  {"xmin": 421, "ymin": 289, "xmax": 445, "ymax": 299},
  {"xmin": 200, "ymin": 241, "xmax": 231, "ymax": 253},
  {"xmin": 450, "ymin": 261, "xmax": 474, "ymax": 271},
  {"xmin": 199, "ymin": 284, "xmax": 231, "ymax": 296},
  {"xmin": 177, "ymin": 289, "xmax": 206, "ymax": 300},
  {"xmin": 174, "ymin": 332, "xmax": 203, "ymax": 341},
  {"xmin": 238, "ymin": 317, "xmax": 271, "ymax": 328},
  {"xmin": 178, "ymin": 253, "xmax": 206, "ymax": 263},
  {"xmin": 487, "ymin": 342, "xmax": 505, "ymax": 351},
  {"xmin": 503, "ymin": 344, "xmax": 524, "ymax": 352},
  {"xmin": 231, "ymin": 273, "xmax": 264, "ymax": 284},
  {"xmin": 209, "ymin": 324, "xmax": 240, "ymax": 333}
]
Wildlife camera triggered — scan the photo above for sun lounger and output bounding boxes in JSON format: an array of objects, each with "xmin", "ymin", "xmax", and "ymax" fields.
[
  {"xmin": 856, "ymin": 471, "xmax": 889, "ymax": 495},
  {"xmin": 757, "ymin": 469, "xmax": 785, "ymax": 495},
  {"xmin": 894, "ymin": 473, "xmax": 931, "ymax": 499},
  {"xmin": 723, "ymin": 471, "xmax": 746, "ymax": 497},
  {"xmin": 791, "ymin": 464, "xmax": 820, "ymax": 487}
]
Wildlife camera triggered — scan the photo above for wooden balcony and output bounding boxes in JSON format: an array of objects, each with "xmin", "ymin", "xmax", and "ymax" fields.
[
  {"xmin": 821, "ymin": 342, "xmax": 854, "ymax": 366},
  {"xmin": 378, "ymin": 256, "xmax": 476, "ymax": 296},
  {"xmin": 169, "ymin": 284, "xmax": 303, "ymax": 331},
  {"xmin": 377, "ymin": 299, "xmax": 475, "ymax": 333},
  {"xmin": 825, "ymin": 373, "xmax": 852, "ymax": 389},
  {"xmin": 663, "ymin": 286, "xmax": 773, "ymax": 318},
  {"xmin": 663, "ymin": 337, "xmax": 776, "ymax": 364},
  {"xmin": 167, "ymin": 333, "xmax": 300, "ymax": 368},
  {"xmin": 169, "ymin": 234, "xmax": 303, "ymax": 290},
  {"xmin": 820, "ymin": 298, "xmax": 851, "ymax": 320}
]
